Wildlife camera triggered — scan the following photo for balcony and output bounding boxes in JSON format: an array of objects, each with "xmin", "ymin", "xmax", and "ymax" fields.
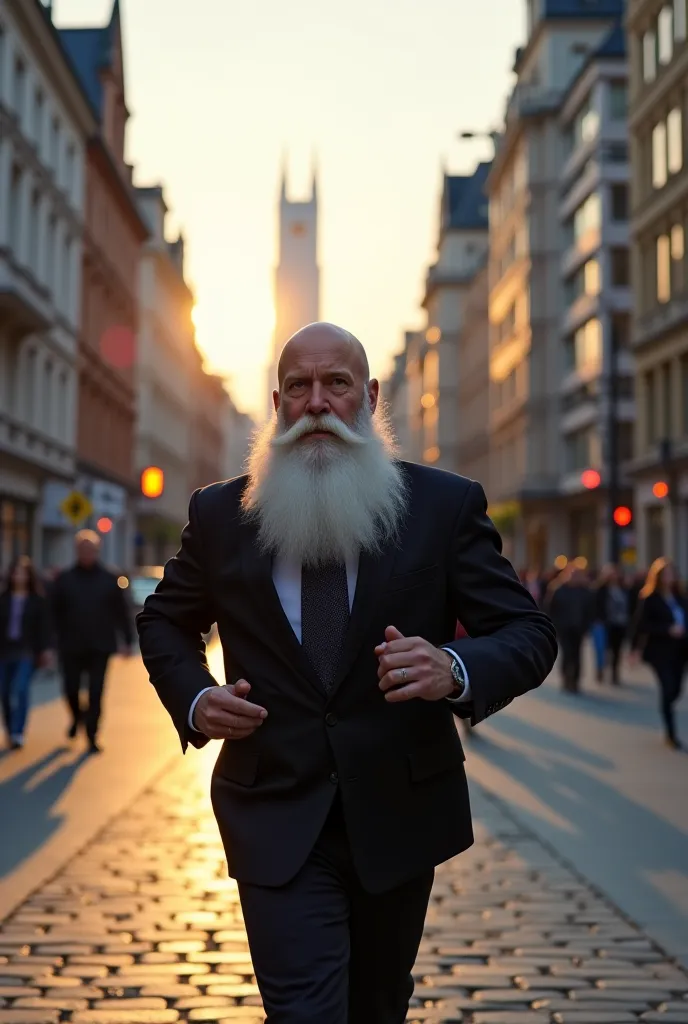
[
  {"xmin": 0, "ymin": 257, "xmax": 51, "ymax": 339},
  {"xmin": 634, "ymin": 293, "xmax": 688, "ymax": 349}
]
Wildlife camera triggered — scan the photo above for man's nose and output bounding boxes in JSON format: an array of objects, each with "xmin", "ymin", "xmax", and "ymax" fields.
[{"xmin": 306, "ymin": 384, "xmax": 329, "ymax": 415}]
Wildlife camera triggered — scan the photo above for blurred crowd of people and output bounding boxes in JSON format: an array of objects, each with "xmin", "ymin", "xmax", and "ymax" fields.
[
  {"xmin": 0, "ymin": 532, "xmax": 132, "ymax": 754},
  {"xmin": 520, "ymin": 559, "xmax": 687, "ymax": 751}
]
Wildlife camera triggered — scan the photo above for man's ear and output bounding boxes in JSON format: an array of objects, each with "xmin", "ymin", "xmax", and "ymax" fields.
[
  {"xmin": 272, "ymin": 389, "xmax": 280, "ymax": 413},
  {"xmin": 368, "ymin": 378, "xmax": 380, "ymax": 415}
]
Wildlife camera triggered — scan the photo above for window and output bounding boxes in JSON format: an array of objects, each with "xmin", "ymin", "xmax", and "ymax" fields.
[
  {"xmin": 33, "ymin": 89, "xmax": 44, "ymax": 149},
  {"xmin": 610, "ymin": 248, "xmax": 630, "ymax": 286},
  {"xmin": 657, "ymin": 234, "xmax": 671, "ymax": 301},
  {"xmin": 611, "ymin": 184, "xmax": 628, "ymax": 220},
  {"xmin": 667, "ymin": 107, "xmax": 683, "ymax": 174},
  {"xmin": 29, "ymin": 189, "xmax": 40, "ymax": 273},
  {"xmin": 643, "ymin": 30, "xmax": 657, "ymax": 81},
  {"xmin": 573, "ymin": 96, "xmax": 599, "ymax": 148},
  {"xmin": 65, "ymin": 144, "xmax": 75, "ymax": 198},
  {"xmin": 43, "ymin": 361, "xmax": 53, "ymax": 434},
  {"xmin": 676, "ymin": 0, "xmax": 687, "ymax": 41},
  {"xmin": 646, "ymin": 507, "xmax": 665, "ymax": 564},
  {"xmin": 9, "ymin": 165, "xmax": 21, "ymax": 252},
  {"xmin": 661, "ymin": 362, "xmax": 672, "ymax": 437},
  {"xmin": 609, "ymin": 81, "xmax": 627, "ymax": 120},
  {"xmin": 659, "ymin": 6, "xmax": 674, "ymax": 64},
  {"xmin": 653, "ymin": 121, "xmax": 668, "ymax": 188},
  {"xmin": 611, "ymin": 313, "xmax": 630, "ymax": 350},
  {"xmin": 671, "ymin": 223, "xmax": 685, "ymax": 293},
  {"xmin": 604, "ymin": 141, "xmax": 628, "ymax": 163},
  {"xmin": 565, "ymin": 318, "xmax": 602, "ymax": 374},
  {"xmin": 573, "ymin": 192, "xmax": 601, "ymax": 241},
  {"xmin": 645, "ymin": 370, "xmax": 657, "ymax": 446},
  {"xmin": 58, "ymin": 372, "xmax": 68, "ymax": 442},
  {"xmin": 51, "ymin": 117, "xmax": 60, "ymax": 172},
  {"xmin": 584, "ymin": 258, "xmax": 601, "ymax": 296},
  {"xmin": 565, "ymin": 427, "xmax": 597, "ymax": 473},
  {"xmin": 46, "ymin": 214, "xmax": 56, "ymax": 295}
]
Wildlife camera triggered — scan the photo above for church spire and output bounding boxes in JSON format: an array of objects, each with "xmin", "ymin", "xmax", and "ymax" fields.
[{"xmin": 310, "ymin": 151, "xmax": 318, "ymax": 202}]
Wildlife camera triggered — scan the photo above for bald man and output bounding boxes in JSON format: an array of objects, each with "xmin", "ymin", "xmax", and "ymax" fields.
[{"xmin": 138, "ymin": 322, "xmax": 557, "ymax": 1024}]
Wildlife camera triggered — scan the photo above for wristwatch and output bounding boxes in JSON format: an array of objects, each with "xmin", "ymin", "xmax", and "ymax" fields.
[{"xmin": 446, "ymin": 652, "xmax": 467, "ymax": 698}]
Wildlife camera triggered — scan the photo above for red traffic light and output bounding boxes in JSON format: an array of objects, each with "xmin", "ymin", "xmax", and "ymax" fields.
[
  {"xmin": 141, "ymin": 466, "xmax": 164, "ymax": 499},
  {"xmin": 613, "ymin": 506, "xmax": 632, "ymax": 527},
  {"xmin": 653, "ymin": 480, "xmax": 669, "ymax": 499},
  {"xmin": 97, "ymin": 517, "xmax": 113, "ymax": 534},
  {"xmin": 581, "ymin": 469, "xmax": 601, "ymax": 490}
]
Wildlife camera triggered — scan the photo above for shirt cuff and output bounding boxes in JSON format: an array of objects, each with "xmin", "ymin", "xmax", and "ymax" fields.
[
  {"xmin": 188, "ymin": 687, "xmax": 214, "ymax": 731},
  {"xmin": 440, "ymin": 648, "xmax": 472, "ymax": 703}
]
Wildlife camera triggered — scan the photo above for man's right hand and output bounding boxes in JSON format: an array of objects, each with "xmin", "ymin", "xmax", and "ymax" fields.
[{"xmin": 193, "ymin": 680, "xmax": 267, "ymax": 740}]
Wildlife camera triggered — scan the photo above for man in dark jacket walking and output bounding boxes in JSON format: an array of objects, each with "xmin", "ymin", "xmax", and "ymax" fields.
[{"xmin": 51, "ymin": 530, "xmax": 132, "ymax": 753}]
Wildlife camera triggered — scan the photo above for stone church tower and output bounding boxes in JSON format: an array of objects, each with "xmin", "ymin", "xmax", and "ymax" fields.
[{"xmin": 266, "ymin": 161, "xmax": 320, "ymax": 416}]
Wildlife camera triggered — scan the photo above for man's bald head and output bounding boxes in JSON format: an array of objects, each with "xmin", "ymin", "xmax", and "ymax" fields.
[
  {"xmin": 277, "ymin": 322, "xmax": 369, "ymax": 387},
  {"xmin": 273, "ymin": 322, "xmax": 378, "ymax": 427}
]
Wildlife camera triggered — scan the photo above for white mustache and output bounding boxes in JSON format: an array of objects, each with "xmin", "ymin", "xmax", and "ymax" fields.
[{"xmin": 271, "ymin": 413, "xmax": 369, "ymax": 448}]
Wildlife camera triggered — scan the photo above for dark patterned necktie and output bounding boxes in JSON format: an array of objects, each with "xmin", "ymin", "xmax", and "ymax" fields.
[{"xmin": 301, "ymin": 562, "xmax": 350, "ymax": 693}]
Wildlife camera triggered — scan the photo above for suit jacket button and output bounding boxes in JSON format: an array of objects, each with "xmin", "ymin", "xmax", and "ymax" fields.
[
  {"xmin": 325, "ymin": 713, "xmax": 337, "ymax": 727},
  {"xmin": 329, "ymin": 771, "xmax": 339, "ymax": 785}
]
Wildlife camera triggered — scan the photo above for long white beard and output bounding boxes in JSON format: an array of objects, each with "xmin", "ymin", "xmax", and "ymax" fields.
[{"xmin": 241, "ymin": 401, "xmax": 408, "ymax": 567}]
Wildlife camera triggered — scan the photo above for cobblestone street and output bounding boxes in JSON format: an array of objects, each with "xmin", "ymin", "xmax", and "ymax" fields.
[{"xmin": 1, "ymin": 748, "xmax": 687, "ymax": 1024}]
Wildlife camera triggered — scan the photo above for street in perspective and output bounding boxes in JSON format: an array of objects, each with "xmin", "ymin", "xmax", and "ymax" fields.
[{"xmin": 1, "ymin": 643, "xmax": 687, "ymax": 1023}]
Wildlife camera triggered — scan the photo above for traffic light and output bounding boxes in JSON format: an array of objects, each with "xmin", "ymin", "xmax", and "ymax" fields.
[
  {"xmin": 97, "ymin": 517, "xmax": 113, "ymax": 534},
  {"xmin": 613, "ymin": 506, "xmax": 632, "ymax": 527},
  {"xmin": 141, "ymin": 466, "xmax": 164, "ymax": 499},
  {"xmin": 581, "ymin": 469, "xmax": 601, "ymax": 489},
  {"xmin": 652, "ymin": 480, "xmax": 669, "ymax": 499}
]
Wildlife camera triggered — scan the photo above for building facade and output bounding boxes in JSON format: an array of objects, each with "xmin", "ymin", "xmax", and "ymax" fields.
[
  {"xmin": 266, "ymin": 163, "xmax": 319, "ymax": 417},
  {"xmin": 59, "ymin": 0, "xmax": 148, "ymax": 571},
  {"xmin": 487, "ymin": 0, "xmax": 625, "ymax": 569},
  {"xmin": 557, "ymin": 23, "xmax": 635, "ymax": 566},
  {"xmin": 0, "ymin": 0, "xmax": 96, "ymax": 572},
  {"xmin": 627, "ymin": 0, "xmax": 688, "ymax": 574},
  {"xmin": 411, "ymin": 166, "xmax": 490, "ymax": 474},
  {"xmin": 457, "ymin": 257, "xmax": 491, "ymax": 491},
  {"xmin": 134, "ymin": 187, "xmax": 200, "ymax": 567}
]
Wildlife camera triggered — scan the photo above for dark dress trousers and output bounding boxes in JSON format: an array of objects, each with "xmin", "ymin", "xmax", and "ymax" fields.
[{"xmin": 137, "ymin": 463, "xmax": 557, "ymax": 894}]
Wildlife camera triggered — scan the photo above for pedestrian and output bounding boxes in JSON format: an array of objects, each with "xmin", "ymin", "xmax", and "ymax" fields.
[
  {"xmin": 0, "ymin": 556, "xmax": 52, "ymax": 749},
  {"xmin": 138, "ymin": 322, "xmax": 557, "ymax": 1024},
  {"xmin": 595, "ymin": 564, "xmax": 630, "ymax": 685},
  {"xmin": 631, "ymin": 558, "xmax": 687, "ymax": 750},
  {"xmin": 546, "ymin": 561, "xmax": 595, "ymax": 693},
  {"xmin": 50, "ymin": 530, "xmax": 133, "ymax": 754}
]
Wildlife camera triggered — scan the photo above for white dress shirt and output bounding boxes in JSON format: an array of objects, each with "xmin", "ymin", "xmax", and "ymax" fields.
[{"xmin": 188, "ymin": 554, "xmax": 471, "ymax": 729}]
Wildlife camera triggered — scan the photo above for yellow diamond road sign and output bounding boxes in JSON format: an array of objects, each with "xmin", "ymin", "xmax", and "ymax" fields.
[{"xmin": 60, "ymin": 491, "xmax": 93, "ymax": 526}]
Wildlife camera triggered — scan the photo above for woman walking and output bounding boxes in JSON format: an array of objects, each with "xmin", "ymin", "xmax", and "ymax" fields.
[
  {"xmin": 0, "ymin": 556, "xmax": 52, "ymax": 749},
  {"xmin": 632, "ymin": 558, "xmax": 687, "ymax": 750}
]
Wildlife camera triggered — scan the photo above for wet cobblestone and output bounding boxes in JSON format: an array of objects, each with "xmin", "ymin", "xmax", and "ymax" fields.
[{"xmin": 1, "ymin": 758, "xmax": 687, "ymax": 1023}]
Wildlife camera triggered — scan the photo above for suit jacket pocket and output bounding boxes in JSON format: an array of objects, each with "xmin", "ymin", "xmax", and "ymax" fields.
[
  {"xmin": 386, "ymin": 565, "xmax": 441, "ymax": 593},
  {"xmin": 408, "ymin": 741, "xmax": 465, "ymax": 782},
  {"xmin": 216, "ymin": 748, "xmax": 260, "ymax": 787}
]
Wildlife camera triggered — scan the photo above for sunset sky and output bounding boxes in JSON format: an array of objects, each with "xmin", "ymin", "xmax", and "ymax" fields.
[{"xmin": 54, "ymin": 0, "xmax": 524, "ymax": 421}]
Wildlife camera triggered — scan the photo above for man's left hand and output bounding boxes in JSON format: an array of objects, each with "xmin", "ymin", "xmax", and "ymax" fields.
[{"xmin": 375, "ymin": 626, "xmax": 454, "ymax": 703}]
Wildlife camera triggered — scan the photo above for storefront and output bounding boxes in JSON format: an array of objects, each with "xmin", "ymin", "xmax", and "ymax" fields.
[{"xmin": 0, "ymin": 497, "xmax": 34, "ymax": 574}]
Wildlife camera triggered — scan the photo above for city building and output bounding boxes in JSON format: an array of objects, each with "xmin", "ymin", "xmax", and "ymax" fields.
[
  {"xmin": 266, "ymin": 161, "xmax": 319, "ymax": 417},
  {"xmin": 557, "ymin": 21, "xmax": 635, "ymax": 566},
  {"xmin": 627, "ymin": 0, "xmax": 688, "ymax": 573},
  {"xmin": 59, "ymin": 0, "xmax": 148, "ymax": 570},
  {"xmin": 189, "ymin": 369, "xmax": 227, "ymax": 496},
  {"xmin": 0, "ymin": 0, "xmax": 96, "ymax": 571},
  {"xmin": 222, "ymin": 394, "xmax": 254, "ymax": 481},
  {"xmin": 134, "ymin": 186, "xmax": 201, "ymax": 567},
  {"xmin": 380, "ymin": 345, "xmax": 412, "ymax": 458},
  {"xmin": 486, "ymin": 0, "xmax": 625, "ymax": 568},
  {"xmin": 457, "ymin": 256, "xmax": 491, "ymax": 491},
  {"xmin": 409, "ymin": 165, "xmax": 490, "ymax": 474}
]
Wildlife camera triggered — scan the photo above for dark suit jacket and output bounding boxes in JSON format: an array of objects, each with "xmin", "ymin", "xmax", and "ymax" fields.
[
  {"xmin": 137, "ymin": 463, "xmax": 557, "ymax": 893},
  {"xmin": 0, "ymin": 592, "xmax": 52, "ymax": 659},
  {"xmin": 50, "ymin": 564, "xmax": 132, "ymax": 654}
]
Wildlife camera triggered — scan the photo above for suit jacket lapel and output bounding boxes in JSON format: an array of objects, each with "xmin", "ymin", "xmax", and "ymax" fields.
[
  {"xmin": 330, "ymin": 541, "xmax": 399, "ymax": 696},
  {"xmin": 241, "ymin": 534, "xmax": 324, "ymax": 697}
]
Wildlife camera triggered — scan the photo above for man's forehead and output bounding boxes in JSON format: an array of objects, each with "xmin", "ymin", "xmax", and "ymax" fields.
[{"xmin": 282, "ymin": 344, "xmax": 360, "ymax": 377}]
